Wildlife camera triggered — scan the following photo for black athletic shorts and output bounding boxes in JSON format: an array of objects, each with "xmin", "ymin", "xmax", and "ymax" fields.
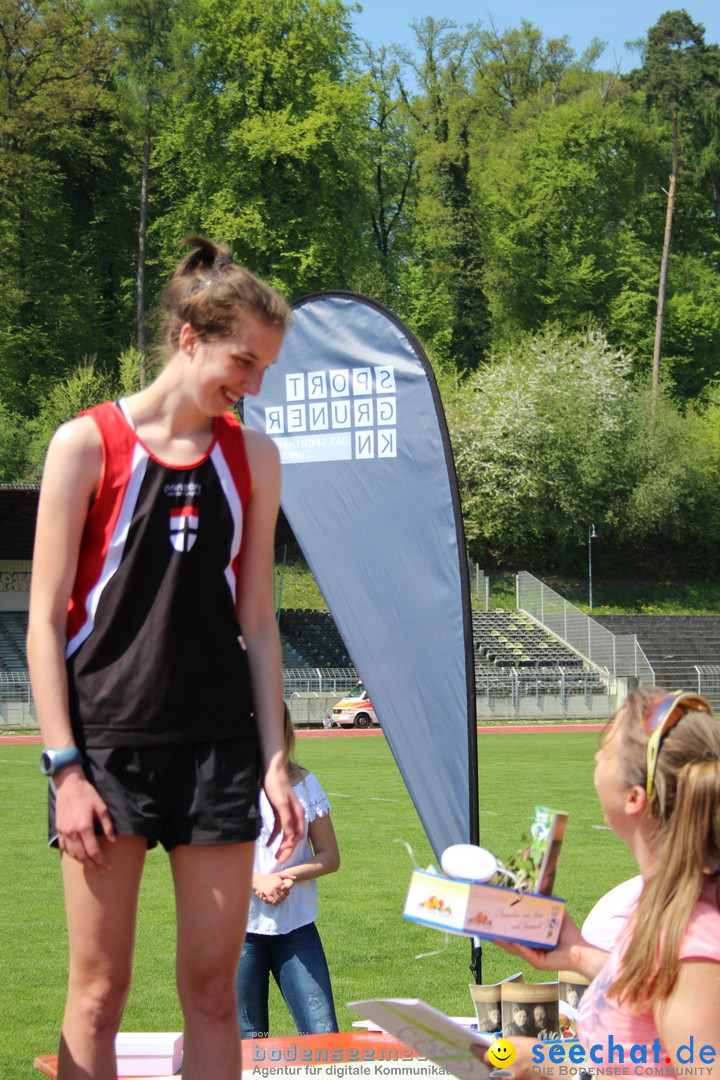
[{"xmin": 48, "ymin": 737, "xmax": 261, "ymax": 851}]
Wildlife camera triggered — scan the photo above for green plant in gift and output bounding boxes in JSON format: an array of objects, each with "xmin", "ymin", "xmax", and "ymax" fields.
[{"xmin": 491, "ymin": 832, "xmax": 542, "ymax": 891}]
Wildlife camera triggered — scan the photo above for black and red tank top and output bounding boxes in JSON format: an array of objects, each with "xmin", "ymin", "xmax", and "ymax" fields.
[{"xmin": 66, "ymin": 401, "xmax": 255, "ymax": 747}]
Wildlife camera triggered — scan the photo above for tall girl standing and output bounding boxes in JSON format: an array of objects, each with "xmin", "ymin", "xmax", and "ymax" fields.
[{"xmin": 27, "ymin": 237, "xmax": 304, "ymax": 1080}]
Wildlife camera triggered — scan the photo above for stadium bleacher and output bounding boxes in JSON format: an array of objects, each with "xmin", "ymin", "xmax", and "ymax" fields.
[
  {"xmin": 278, "ymin": 609, "xmax": 353, "ymax": 669},
  {"xmin": 471, "ymin": 609, "xmax": 608, "ymax": 698},
  {"xmin": 472, "ymin": 610, "xmax": 585, "ymax": 668},
  {"xmin": 274, "ymin": 608, "xmax": 609, "ymax": 699},
  {"xmin": 0, "ymin": 611, "xmax": 28, "ymax": 672}
]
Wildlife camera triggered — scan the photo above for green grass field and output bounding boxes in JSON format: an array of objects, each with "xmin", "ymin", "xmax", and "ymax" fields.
[{"xmin": 0, "ymin": 729, "xmax": 638, "ymax": 1080}]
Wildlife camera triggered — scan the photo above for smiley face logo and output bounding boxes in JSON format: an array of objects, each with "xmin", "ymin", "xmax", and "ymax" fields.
[{"xmin": 487, "ymin": 1038, "xmax": 516, "ymax": 1069}]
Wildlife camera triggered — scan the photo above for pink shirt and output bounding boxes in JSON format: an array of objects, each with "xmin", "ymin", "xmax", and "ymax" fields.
[{"xmin": 577, "ymin": 882, "xmax": 720, "ymax": 1075}]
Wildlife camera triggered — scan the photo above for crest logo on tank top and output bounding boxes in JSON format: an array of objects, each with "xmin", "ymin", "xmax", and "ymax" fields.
[{"xmin": 169, "ymin": 506, "xmax": 199, "ymax": 552}]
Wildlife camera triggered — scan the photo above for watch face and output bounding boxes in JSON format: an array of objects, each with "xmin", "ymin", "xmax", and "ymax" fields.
[{"xmin": 40, "ymin": 750, "xmax": 54, "ymax": 775}]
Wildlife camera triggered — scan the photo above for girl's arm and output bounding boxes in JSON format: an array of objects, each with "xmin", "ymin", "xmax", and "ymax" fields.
[
  {"xmin": 237, "ymin": 427, "xmax": 304, "ymax": 862},
  {"xmin": 26, "ymin": 418, "xmax": 115, "ymax": 870},
  {"xmin": 655, "ymin": 960, "xmax": 720, "ymax": 1079},
  {"xmin": 278, "ymin": 812, "xmax": 340, "ymax": 883}
]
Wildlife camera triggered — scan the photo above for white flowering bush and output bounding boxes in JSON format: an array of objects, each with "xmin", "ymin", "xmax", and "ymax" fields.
[{"xmin": 444, "ymin": 327, "xmax": 716, "ymax": 570}]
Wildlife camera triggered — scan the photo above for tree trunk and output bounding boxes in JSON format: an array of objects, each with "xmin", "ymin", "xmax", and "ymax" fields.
[
  {"xmin": 651, "ymin": 107, "xmax": 678, "ymax": 416},
  {"xmin": 137, "ymin": 95, "xmax": 152, "ymax": 385}
]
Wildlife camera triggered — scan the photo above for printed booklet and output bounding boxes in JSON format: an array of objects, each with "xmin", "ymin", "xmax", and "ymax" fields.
[
  {"xmin": 348, "ymin": 999, "xmax": 493, "ymax": 1080},
  {"xmin": 468, "ymin": 972, "xmax": 523, "ymax": 1034}
]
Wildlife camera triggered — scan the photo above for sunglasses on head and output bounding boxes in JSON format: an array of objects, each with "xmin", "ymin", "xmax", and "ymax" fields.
[{"xmin": 642, "ymin": 691, "xmax": 714, "ymax": 800}]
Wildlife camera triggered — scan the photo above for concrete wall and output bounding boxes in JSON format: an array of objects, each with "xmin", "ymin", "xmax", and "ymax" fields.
[{"xmin": 0, "ymin": 701, "xmax": 37, "ymax": 728}]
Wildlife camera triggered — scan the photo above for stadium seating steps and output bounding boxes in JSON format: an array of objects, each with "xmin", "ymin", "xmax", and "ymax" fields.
[
  {"xmin": 6, "ymin": 609, "xmax": 718, "ymax": 698},
  {"xmin": 0, "ymin": 610, "xmax": 28, "ymax": 672},
  {"xmin": 275, "ymin": 608, "xmax": 607, "ymax": 695},
  {"xmin": 0, "ymin": 608, "xmax": 594, "ymax": 678},
  {"xmin": 594, "ymin": 614, "xmax": 720, "ymax": 692}
]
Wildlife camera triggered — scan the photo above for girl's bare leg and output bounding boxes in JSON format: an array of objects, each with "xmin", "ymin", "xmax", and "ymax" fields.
[
  {"xmin": 170, "ymin": 842, "xmax": 255, "ymax": 1080},
  {"xmin": 58, "ymin": 836, "xmax": 147, "ymax": 1080}
]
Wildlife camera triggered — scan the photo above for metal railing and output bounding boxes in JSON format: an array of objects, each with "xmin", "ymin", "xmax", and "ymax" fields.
[
  {"xmin": 695, "ymin": 665, "xmax": 720, "ymax": 710},
  {"xmin": 516, "ymin": 571, "xmax": 655, "ymax": 684},
  {"xmin": 475, "ymin": 665, "xmax": 610, "ymax": 706},
  {"xmin": 467, "ymin": 557, "xmax": 490, "ymax": 609},
  {"xmin": 282, "ymin": 667, "xmax": 358, "ymax": 696},
  {"xmin": 0, "ymin": 670, "xmax": 32, "ymax": 702}
]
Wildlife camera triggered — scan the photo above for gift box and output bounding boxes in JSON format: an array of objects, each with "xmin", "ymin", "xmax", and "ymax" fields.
[
  {"xmin": 114, "ymin": 1032, "xmax": 183, "ymax": 1076},
  {"xmin": 403, "ymin": 868, "xmax": 565, "ymax": 949}
]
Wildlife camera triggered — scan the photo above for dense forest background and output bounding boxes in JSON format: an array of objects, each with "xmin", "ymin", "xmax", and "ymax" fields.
[{"xmin": 2, "ymin": 1, "xmax": 720, "ymax": 576}]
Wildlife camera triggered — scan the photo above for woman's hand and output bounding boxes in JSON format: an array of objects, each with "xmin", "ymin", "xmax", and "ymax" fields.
[
  {"xmin": 493, "ymin": 911, "xmax": 609, "ymax": 982},
  {"xmin": 53, "ymin": 766, "xmax": 115, "ymax": 871}
]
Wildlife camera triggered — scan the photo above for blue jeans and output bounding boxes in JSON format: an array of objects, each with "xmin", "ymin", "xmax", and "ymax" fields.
[{"xmin": 236, "ymin": 922, "xmax": 339, "ymax": 1038}]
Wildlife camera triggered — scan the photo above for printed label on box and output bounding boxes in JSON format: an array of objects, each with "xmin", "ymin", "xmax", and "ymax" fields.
[{"xmin": 404, "ymin": 869, "xmax": 564, "ymax": 949}]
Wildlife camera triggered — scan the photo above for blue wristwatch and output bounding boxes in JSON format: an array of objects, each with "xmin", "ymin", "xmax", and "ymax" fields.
[{"xmin": 40, "ymin": 747, "xmax": 83, "ymax": 777}]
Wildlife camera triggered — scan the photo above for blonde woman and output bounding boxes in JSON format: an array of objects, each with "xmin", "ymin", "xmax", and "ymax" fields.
[{"xmin": 481, "ymin": 688, "xmax": 720, "ymax": 1079}]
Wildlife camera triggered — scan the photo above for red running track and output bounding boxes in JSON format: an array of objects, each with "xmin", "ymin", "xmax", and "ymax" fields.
[{"xmin": 1, "ymin": 723, "xmax": 605, "ymax": 746}]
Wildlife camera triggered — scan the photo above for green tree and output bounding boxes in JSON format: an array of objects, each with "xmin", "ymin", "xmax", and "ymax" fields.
[
  {"xmin": 620, "ymin": 381, "xmax": 719, "ymax": 574},
  {"xmin": 26, "ymin": 359, "xmax": 116, "ymax": 476},
  {"xmin": 21, "ymin": 345, "xmax": 152, "ymax": 478},
  {"xmin": 355, "ymin": 46, "xmax": 416, "ymax": 301},
  {"xmin": 477, "ymin": 82, "xmax": 664, "ymax": 348},
  {"xmin": 470, "ymin": 17, "xmax": 588, "ymax": 118},
  {"xmin": 444, "ymin": 327, "xmax": 716, "ymax": 573},
  {"xmin": 628, "ymin": 10, "xmax": 720, "ymax": 409},
  {"xmin": 660, "ymin": 255, "xmax": 720, "ymax": 399},
  {"xmin": 152, "ymin": 0, "xmax": 369, "ymax": 298},
  {"xmin": 104, "ymin": 0, "xmax": 180, "ymax": 361},
  {"xmin": 0, "ymin": 399, "xmax": 28, "ymax": 480},
  {"xmin": 0, "ymin": 0, "xmax": 136, "ymax": 414},
  {"xmin": 397, "ymin": 18, "xmax": 490, "ymax": 371}
]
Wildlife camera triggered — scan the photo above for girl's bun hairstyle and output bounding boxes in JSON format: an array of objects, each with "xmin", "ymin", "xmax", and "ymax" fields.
[{"xmin": 161, "ymin": 236, "xmax": 291, "ymax": 350}]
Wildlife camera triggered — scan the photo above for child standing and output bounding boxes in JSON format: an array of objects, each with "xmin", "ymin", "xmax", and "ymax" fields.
[
  {"xmin": 236, "ymin": 706, "xmax": 340, "ymax": 1038},
  {"xmin": 27, "ymin": 237, "xmax": 304, "ymax": 1080}
]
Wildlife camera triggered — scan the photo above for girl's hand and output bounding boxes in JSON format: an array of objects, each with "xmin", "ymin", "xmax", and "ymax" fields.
[
  {"xmin": 254, "ymin": 871, "xmax": 296, "ymax": 906},
  {"xmin": 493, "ymin": 911, "xmax": 609, "ymax": 982},
  {"xmin": 53, "ymin": 766, "xmax": 115, "ymax": 871}
]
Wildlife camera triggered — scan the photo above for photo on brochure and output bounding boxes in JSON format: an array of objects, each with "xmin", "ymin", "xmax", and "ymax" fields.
[
  {"xmin": 501, "ymin": 979, "xmax": 561, "ymax": 1041},
  {"xmin": 468, "ymin": 973, "xmax": 524, "ymax": 1034},
  {"xmin": 558, "ymin": 970, "xmax": 591, "ymax": 1039}
]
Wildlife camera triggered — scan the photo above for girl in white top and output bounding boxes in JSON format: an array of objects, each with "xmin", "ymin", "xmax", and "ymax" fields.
[{"xmin": 236, "ymin": 707, "xmax": 340, "ymax": 1037}]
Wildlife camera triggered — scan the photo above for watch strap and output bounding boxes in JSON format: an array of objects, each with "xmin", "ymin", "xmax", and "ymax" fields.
[{"xmin": 40, "ymin": 746, "xmax": 83, "ymax": 776}]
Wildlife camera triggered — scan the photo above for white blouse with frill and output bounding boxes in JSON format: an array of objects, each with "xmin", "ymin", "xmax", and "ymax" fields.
[{"xmin": 246, "ymin": 771, "xmax": 331, "ymax": 936}]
